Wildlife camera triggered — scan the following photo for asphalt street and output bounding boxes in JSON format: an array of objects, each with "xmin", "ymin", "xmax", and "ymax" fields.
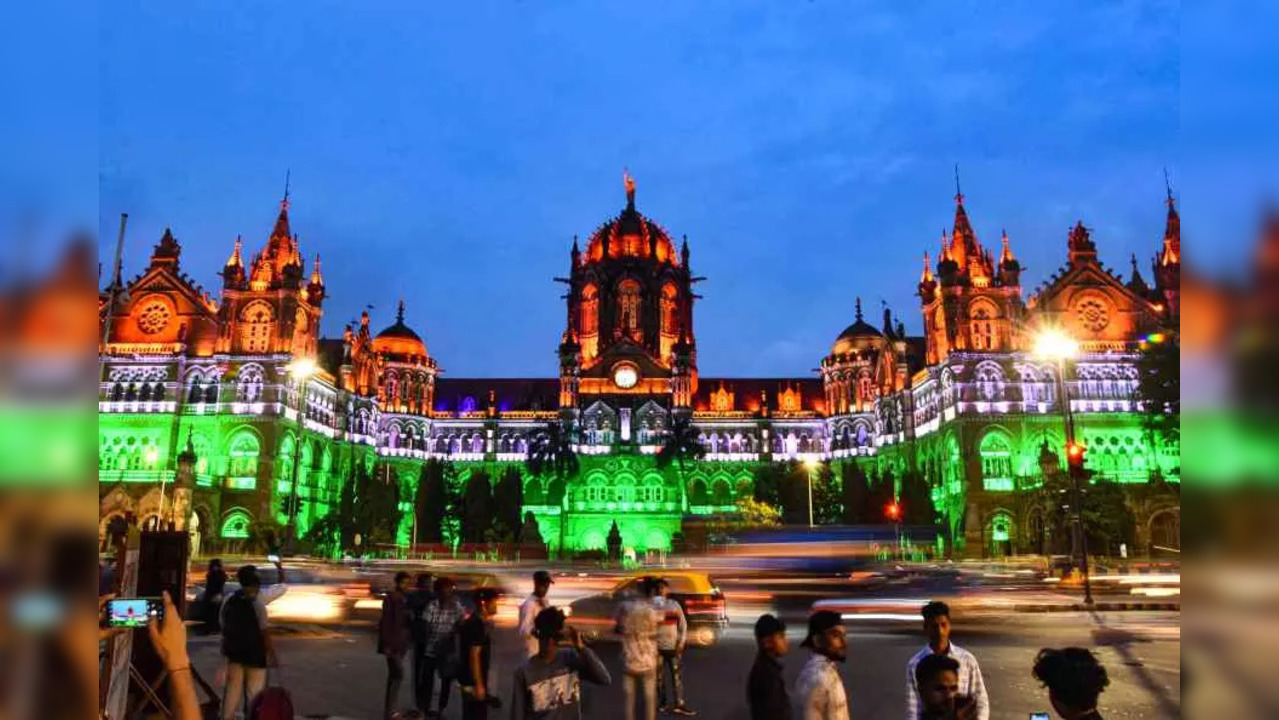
[{"xmin": 187, "ymin": 611, "xmax": 1179, "ymax": 720}]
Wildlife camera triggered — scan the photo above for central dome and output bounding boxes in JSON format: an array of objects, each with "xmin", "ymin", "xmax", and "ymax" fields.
[
  {"xmin": 583, "ymin": 174, "xmax": 678, "ymax": 265},
  {"xmin": 830, "ymin": 298, "xmax": 884, "ymax": 355},
  {"xmin": 373, "ymin": 301, "xmax": 428, "ymax": 358}
]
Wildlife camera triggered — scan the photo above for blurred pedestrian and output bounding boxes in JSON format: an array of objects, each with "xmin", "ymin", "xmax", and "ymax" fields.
[
  {"xmin": 905, "ymin": 601, "xmax": 988, "ymax": 720},
  {"xmin": 795, "ymin": 610, "xmax": 850, "ymax": 720},
  {"xmin": 419, "ymin": 577, "xmax": 465, "ymax": 718},
  {"xmin": 202, "ymin": 558, "xmax": 228, "ymax": 632},
  {"xmin": 409, "ymin": 573, "xmax": 436, "ymax": 714},
  {"xmin": 380, "ymin": 571, "xmax": 413, "ymax": 720},
  {"xmin": 652, "ymin": 578, "xmax": 694, "ymax": 715},
  {"xmin": 615, "ymin": 577, "xmax": 661, "ymax": 720},
  {"xmin": 510, "ymin": 606, "xmax": 611, "ymax": 719},
  {"xmin": 519, "ymin": 570, "xmax": 555, "ymax": 658},
  {"xmin": 914, "ymin": 654, "xmax": 976, "ymax": 720},
  {"xmin": 220, "ymin": 560, "xmax": 287, "ymax": 720},
  {"xmin": 747, "ymin": 614, "xmax": 790, "ymax": 720},
  {"xmin": 1032, "ymin": 647, "xmax": 1110, "ymax": 720},
  {"xmin": 459, "ymin": 587, "xmax": 501, "ymax": 720}
]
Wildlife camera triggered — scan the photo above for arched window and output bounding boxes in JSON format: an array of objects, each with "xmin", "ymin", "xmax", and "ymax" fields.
[
  {"xmin": 580, "ymin": 284, "xmax": 599, "ymax": 335},
  {"xmin": 227, "ymin": 433, "xmax": 260, "ymax": 479},
  {"xmin": 524, "ymin": 479, "xmax": 545, "ymax": 505},
  {"xmin": 979, "ymin": 432, "xmax": 1014, "ymax": 491},
  {"xmin": 660, "ymin": 283, "xmax": 679, "ymax": 336},
  {"xmin": 689, "ymin": 479, "xmax": 709, "ymax": 506},
  {"xmin": 237, "ymin": 366, "xmax": 264, "ymax": 403},
  {"xmin": 221, "ymin": 510, "xmax": 252, "ymax": 539},
  {"xmin": 712, "ymin": 480, "xmax": 732, "ymax": 506},
  {"xmin": 640, "ymin": 477, "xmax": 664, "ymax": 503},
  {"xmin": 617, "ymin": 279, "xmax": 641, "ymax": 337},
  {"xmin": 291, "ymin": 308, "xmax": 310, "ymax": 357},
  {"xmin": 976, "ymin": 364, "xmax": 1003, "ymax": 401},
  {"xmin": 970, "ymin": 304, "xmax": 995, "ymax": 351},
  {"xmin": 240, "ymin": 301, "xmax": 274, "ymax": 354}
]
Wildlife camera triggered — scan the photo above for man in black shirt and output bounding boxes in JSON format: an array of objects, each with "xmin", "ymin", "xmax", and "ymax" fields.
[
  {"xmin": 459, "ymin": 587, "xmax": 500, "ymax": 720},
  {"xmin": 747, "ymin": 614, "xmax": 791, "ymax": 720},
  {"xmin": 1032, "ymin": 647, "xmax": 1109, "ymax": 720}
]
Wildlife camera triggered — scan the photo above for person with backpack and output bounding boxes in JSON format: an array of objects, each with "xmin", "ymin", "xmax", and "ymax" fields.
[
  {"xmin": 418, "ymin": 576, "xmax": 465, "ymax": 718},
  {"xmin": 380, "ymin": 571, "xmax": 414, "ymax": 720},
  {"xmin": 219, "ymin": 560, "xmax": 287, "ymax": 720}
]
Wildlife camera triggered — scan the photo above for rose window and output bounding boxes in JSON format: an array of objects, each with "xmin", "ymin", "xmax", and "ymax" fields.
[
  {"xmin": 137, "ymin": 302, "xmax": 171, "ymax": 334},
  {"xmin": 1075, "ymin": 299, "xmax": 1110, "ymax": 332}
]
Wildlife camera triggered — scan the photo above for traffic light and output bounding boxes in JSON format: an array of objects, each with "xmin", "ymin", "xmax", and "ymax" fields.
[
  {"xmin": 1066, "ymin": 442, "xmax": 1087, "ymax": 472},
  {"xmin": 885, "ymin": 501, "xmax": 902, "ymax": 522}
]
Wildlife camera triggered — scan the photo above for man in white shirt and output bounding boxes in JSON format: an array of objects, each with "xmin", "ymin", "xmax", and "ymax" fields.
[
  {"xmin": 905, "ymin": 601, "xmax": 989, "ymax": 720},
  {"xmin": 615, "ymin": 577, "xmax": 661, "ymax": 720},
  {"xmin": 218, "ymin": 559, "xmax": 288, "ymax": 720},
  {"xmin": 795, "ymin": 610, "xmax": 851, "ymax": 720},
  {"xmin": 518, "ymin": 570, "xmax": 555, "ymax": 658}
]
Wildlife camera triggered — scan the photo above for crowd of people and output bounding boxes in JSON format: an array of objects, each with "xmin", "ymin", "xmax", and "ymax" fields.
[
  {"xmin": 125, "ymin": 562, "xmax": 1112, "ymax": 720},
  {"xmin": 373, "ymin": 571, "xmax": 1112, "ymax": 720}
]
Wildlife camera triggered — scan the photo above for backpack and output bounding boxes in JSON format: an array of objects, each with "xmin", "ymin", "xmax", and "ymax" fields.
[
  {"xmin": 221, "ymin": 591, "xmax": 267, "ymax": 667},
  {"xmin": 248, "ymin": 685, "xmax": 294, "ymax": 720}
]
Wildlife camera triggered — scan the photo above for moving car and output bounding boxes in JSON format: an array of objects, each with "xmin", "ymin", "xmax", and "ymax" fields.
[
  {"xmin": 187, "ymin": 564, "xmax": 369, "ymax": 624},
  {"xmin": 566, "ymin": 571, "xmax": 728, "ymax": 647}
]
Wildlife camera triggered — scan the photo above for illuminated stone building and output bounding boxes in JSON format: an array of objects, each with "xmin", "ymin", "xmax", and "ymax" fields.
[{"xmin": 98, "ymin": 176, "xmax": 1181, "ymax": 558}]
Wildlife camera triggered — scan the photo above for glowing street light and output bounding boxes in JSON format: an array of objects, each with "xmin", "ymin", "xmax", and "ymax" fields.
[
  {"xmin": 284, "ymin": 357, "xmax": 318, "ymax": 555},
  {"xmin": 1033, "ymin": 327, "xmax": 1093, "ymax": 606}
]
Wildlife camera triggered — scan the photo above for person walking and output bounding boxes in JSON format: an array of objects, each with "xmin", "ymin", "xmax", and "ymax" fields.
[
  {"xmin": 1032, "ymin": 647, "xmax": 1110, "ymax": 720},
  {"xmin": 510, "ymin": 606, "xmax": 611, "ymax": 719},
  {"xmin": 219, "ymin": 561, "xmax": 287, "ymax": 720},
  {"xmin": 615, "ymin": 577, "xmax": 661, "ymax": 720},
  {"xmin": 518, "ymin": 570, "xmax": 555, "ymax": 658},
  {"xmin": 458, "ymin": 587, "xmax": 501, "ymax": 720},
  {"xmin": 418, "ymin": 577, "xmax": 465, "ymax": 718},
  {"xmin": 408, "ymin": 573, "xmax": 436, "ymax": 715},
  {"xmin": 379, "ymin": 571, "xmax": 413, "ymax": 720},
  {"xmin": 795, "ymin": 610, "xmax": 850, "ymax": 720},
  {"xmin": 905, "ymin": 601, "xmax": 988, "ymax": 720},
  {"xmin": 202, "ymin": 558, "xmax": 228, "ymax": 633},
  {"xmin": 652, "ymin": 578, "xmax": 694, "ymax": 715},
  {"xmin": 746, "ymin": 614, "xmax": 791, "ymax": 720}
]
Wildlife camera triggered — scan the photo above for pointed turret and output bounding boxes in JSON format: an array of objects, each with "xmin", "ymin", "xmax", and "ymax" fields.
[
  {"xmin": 997, "ymin": 229, "xmax": 1022, "ymax": 287},
  {"xmin": 571, "ymin": 235, "xmax": 581, "ymax": 267},
  {"xmin": 1126, "ymin": 253, "xmax": 1150, "ymax": 295},
  {"xmin": 306, "ymin": 254, "xmax": 326, "ymax": 304},
  {"xmin": 855, "ymin": 296, "xmax": 864, "ymax": 323},
  {"xmin": 222, "ymin": 236, "xmax": 246, "ymax": 288},
  {"xmin": 150, "ymin": 227, "xmax": 181, "ymax": 268},
  {"xmin": 1159, "ymin": 180, "xmax": 1181, "ymax": 269},
  {"xmin": 937, "ymin": 229, "xmax": 959, "ymax": 285},
  {"xmin": 1067, "ymin": 221, "xmax": 1098, "ymax": 266}
]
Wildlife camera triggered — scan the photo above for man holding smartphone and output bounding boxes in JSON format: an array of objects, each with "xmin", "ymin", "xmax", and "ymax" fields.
[
  {"xmin": 510, "ymin": 606, "xmax": 611, "ymax": 719},
  {"xmin": 905, "ymin": 601, "xmax": 988, "ymax": 720}
]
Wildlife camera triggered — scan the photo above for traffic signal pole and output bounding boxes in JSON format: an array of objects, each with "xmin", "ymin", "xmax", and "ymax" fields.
[{"xmin": 1056, "ymin": 356, "xmax": 1095, "ymax": 607}]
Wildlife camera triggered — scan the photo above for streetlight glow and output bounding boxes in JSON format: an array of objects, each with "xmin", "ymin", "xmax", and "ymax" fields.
[
  {"xmin": 803, "ymin": 458, "xmax": 820, "ymax": 470},
  {"xmin": 287, "ymin": 357, "xmax": 318, "ymax": 379},
  {"xmin": 1033, "ymin": 328, "xmax": 1079, "ymax": 361}
]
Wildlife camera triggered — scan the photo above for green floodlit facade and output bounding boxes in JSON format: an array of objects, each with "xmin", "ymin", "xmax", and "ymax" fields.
[{"xmin": 98, "ymin": 180, "xmax": 1182, "ymax": 558}]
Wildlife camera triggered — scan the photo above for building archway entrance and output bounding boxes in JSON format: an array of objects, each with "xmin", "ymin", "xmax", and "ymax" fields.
[{"xmin": 1149, "ymin": 509, "xmax": 1180, "ymax": 555}]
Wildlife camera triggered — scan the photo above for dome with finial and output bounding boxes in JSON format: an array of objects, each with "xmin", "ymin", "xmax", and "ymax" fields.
[
  {"xmin": 831, "ymin": 297, "xmax": 884, "ymax": 355},
  {"xmin": 373, "ymin": 300, "xmax": 428, "ymax": 359},
  {"xmin": 581, "ymin": 170, "xmax": 679, "ymax": 266}
]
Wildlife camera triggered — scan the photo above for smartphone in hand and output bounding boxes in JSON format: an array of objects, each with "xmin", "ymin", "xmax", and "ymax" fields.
[
  {"xmin": 1030, "ymin": 713, "xmax": 1052, "ymax": 720},
  {"xmin": 104, "ymin": 597, "xmax": 164, "ymax": 628}
]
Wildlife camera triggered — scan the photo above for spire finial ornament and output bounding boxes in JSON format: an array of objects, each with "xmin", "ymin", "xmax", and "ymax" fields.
[
  {"xmin": 623, "ymin": 168, "xmax": 636, "ymax": 208},
  {"xmin": 282, "ymin": 169, "xmax": 292, "ymax": 212},
  {"xmin": 1164, "ymin": 167, "xmax": 1174, "ymax": 207},
  {"xmin": 954, "ymin": 163, "xmax": 963, "ymax": 204},
  {"xmin": 855, "ymin": 296, "xmax": 863, "ymax": 322},
  {"xmin": 396, "ymin": 298, "xmax": 406, "ymax": 324}
]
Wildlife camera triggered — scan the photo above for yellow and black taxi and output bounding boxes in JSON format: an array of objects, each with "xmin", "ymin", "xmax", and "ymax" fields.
[{"xmin": 566, "ymin": 571, "xmax": 729, "ymax": 647}]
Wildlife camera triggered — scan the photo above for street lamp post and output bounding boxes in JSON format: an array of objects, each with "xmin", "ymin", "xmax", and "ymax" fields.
[
  {"xmin": 803, "ymin": 458, "xmax": 818, "ymax": 528},
  {"xmin": 1035, "ymin": 329, "xmax": 1095, "ymax": 606},
  {"xmin": 285, "ymin": 357, "xmax": 317, "ymax": 555}
]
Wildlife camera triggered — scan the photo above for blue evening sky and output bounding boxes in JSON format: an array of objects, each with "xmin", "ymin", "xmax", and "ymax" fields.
[{"xmin": 10, "ymin": 1, "xmax": 1270, "ymax": 375}]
